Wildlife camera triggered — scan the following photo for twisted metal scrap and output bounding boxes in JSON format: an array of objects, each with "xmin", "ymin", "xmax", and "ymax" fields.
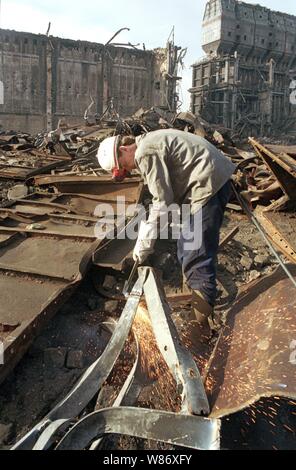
[
  {"xmin": 56, "ymin": 408, "xmax": 220, "ymax": 451},
  {"xmin": 12, "ymin": 268, "xmax": 218, "ymax": 451},
  {"xmin": 12, "ymin": 274, "xmax": 145, "ymax": 450}
]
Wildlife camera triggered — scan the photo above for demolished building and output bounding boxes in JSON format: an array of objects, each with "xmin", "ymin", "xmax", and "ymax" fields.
[
  {"xmin": 190, "ymin": 0, "xmax": 296, "ymax": 137},
  {"xmin": 0, "ymin": 28, "xmax": 183, "ymax": 134}
]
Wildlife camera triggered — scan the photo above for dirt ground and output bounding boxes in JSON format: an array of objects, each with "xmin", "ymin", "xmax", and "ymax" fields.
[{"xmin": 0, "ymin": 206, "xmax": 284, "ymax": 450}]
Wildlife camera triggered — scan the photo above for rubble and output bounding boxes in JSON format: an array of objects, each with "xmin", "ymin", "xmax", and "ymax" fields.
[
  {"xmin": 0, "ymin": 423, "xmax": 13, "ymax": 445},
  {"xmin": 44, "ymin": 348, "xmax": 67, "ymax": 369},
  {"xmin": 240, "ymin": 255, "xmax": 253, "ymax": 271},
  {"xmin": 66, "ymin": 351, "xmax": 84, "ymax": 370},
  {"xmin": 254, "ymin": 254, "xmax": 271, "ymax": 268},
  {"xmin": 104, "ymin": 301, "xmax": 119, "ymax": 313},
  {"xmin": 102, "ymin": 275, "xmax": 117, "ymax": 291},
  {"xmin": 7, "ymin": 184, "xmax": 28, "ymax": 201}
]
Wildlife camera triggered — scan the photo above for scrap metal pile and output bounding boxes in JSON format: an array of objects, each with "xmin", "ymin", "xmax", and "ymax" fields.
[{"xmin": 0, "ymin": 107, "xmax": 296, "ymax": 450}]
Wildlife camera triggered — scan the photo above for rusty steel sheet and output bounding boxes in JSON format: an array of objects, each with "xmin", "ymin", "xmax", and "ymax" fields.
[
  {"xmin": 9, "ymin": 187, "xmax": 143, "ymax": 216},
  {"xmin": 0, "ymin": 178, "xmax": 143, "ymax": 385},
  {"xmin": 33, "ymin": 174, "xmax": 143, "ymax": 198},
  {"xmin": 0, "ymin": 233, "xmax": 102, "ymax": 385},
  {"xmin": 0, "ymin": 179, "xmax": 143, "ymax": 240},
  {"xmin": 205, "ymin": 266, "xmax": 296, "ymax": 419},
  {"xmin": 0, "ymin": 153, "xmax": 71, "ymax": 180}
]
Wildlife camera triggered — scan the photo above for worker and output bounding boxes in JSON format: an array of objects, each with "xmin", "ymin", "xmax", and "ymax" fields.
[{"xmin": 97, "ymin": 129, "xmax": 236, "ymax": 346}]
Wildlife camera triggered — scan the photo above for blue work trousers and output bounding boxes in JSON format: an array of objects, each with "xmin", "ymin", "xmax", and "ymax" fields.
[{"xmin": 177, "ymin": 181, "xmax": 231, "ymax": 306}]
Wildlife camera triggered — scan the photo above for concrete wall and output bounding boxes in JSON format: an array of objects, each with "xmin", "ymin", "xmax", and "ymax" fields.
[{"xmin": 0, "ymin": 29, "xmax": 171, "ymax": 134}]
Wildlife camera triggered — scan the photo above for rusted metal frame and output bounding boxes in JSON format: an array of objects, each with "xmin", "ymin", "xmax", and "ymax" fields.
[
  {"xmin": 0, "ymin": 170, "xmax": 28, "ymax": 180},
  {"xmin": 21, "ymin": 192, "xmax": 141, "ymax": 212},
  {"xmin": 32, "ymin": 179, "xmax": 144, "ymax": 211},
  {"xmin": 35, "ymin": 155, "xmax": 71, "ymax": 163},
  {"xmin": 11, "ymin": 199, "xmax": 83, "ymax": 214},
  {"xmin": 6, "ymin": 195, "xmax": 134, "ymax": 218},
  {"xmin": 12, "ymin": 274, "xmax": 146, "ymax": 450},
  {"xmin": 0, "ymin": 226, "xmax": 97, "ymax": 241},
  {"xmin": 256, "ymin": 147, "xmax": 296, "ymax": 177},
  {"xmin": 18, "ymin": 148, "xmax": 71, "ymax": 161},
  {"xmin": 249, "ymin": 138, "xmax": 296, "ymax": 200},
  {"xmin": 0, "ymin": 160, "xmax": 71, "ymax": 181},
  {"xmin": 166, "ymin": 293, "xmax": 192, "ymax": 303},
  {"xmin": 256, "ymin": 211, "xmax": 296, "ymax": 265},
  {"xmin": 53, "ymin": 193, "xmax": 130, "ymax": 204},
  {"xmin": 51, "ymin": 192, "xmax": 134, "ymax": 203},
  {"xmin": 0, "ymin": 208, "xmax": 100, "ymax": 224},
  {"xmin": 22, "ymin": 194, "xmax": 60, "ymax": 203},
  {"xmin": 142, "ymin": 268, "xmax": 210, "ymax": 416},
  {"xmin": 55, "ymin": 407, "xmax": 220, "ymax": 451}
]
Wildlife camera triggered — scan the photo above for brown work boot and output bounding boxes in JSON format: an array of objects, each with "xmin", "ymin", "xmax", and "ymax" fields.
[{"xmin": 187, "ymin": 290, "xmax": 213, "ymax": 350}]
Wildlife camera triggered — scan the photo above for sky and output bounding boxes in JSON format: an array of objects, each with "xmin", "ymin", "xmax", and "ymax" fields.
[{"xmin": 0, "ymin": 0, "xmax": 296, "ymax": 110}]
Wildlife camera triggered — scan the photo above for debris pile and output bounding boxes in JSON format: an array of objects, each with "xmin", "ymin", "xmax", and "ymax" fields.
[{"xmin": 0, "ymin": 107, "xmax": 295, "ymax": 450}]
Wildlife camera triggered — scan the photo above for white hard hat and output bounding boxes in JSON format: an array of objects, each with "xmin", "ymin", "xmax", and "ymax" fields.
[{"xmin": 97, "ymin": 135, "xmax": 120, "ymax": 172}]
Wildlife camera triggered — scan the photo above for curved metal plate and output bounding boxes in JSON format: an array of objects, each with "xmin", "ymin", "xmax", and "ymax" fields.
[
  {"xmin": 206, "ymin": 266, "xmax": 296, "ymax": 418},
  {"xmin": 56, "ymin": 407, "xmax": 220, "ymax": 451}
]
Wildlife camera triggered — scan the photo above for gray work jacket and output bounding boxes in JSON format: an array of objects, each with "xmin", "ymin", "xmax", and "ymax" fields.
[{"xmin": 135, "ymin": 129, "xmax": 236, "ymax": 214}]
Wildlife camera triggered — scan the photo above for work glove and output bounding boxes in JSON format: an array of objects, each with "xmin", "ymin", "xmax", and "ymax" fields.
[{"xmin": 133, "ymin": 220, "xmax": 157, "ymax": 264}]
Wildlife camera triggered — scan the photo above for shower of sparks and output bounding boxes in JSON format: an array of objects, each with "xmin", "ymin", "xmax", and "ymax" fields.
[{"xmin": 132, "ymin": 302, "xmax": 182, "ymax": 412}]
